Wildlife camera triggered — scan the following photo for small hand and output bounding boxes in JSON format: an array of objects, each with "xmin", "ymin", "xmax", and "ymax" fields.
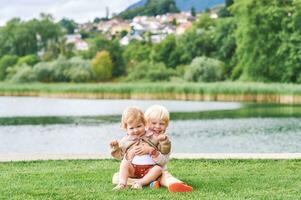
[
  {"xmin": 110, "ymin": 140, "xmax": 119, "ymax": 148},
  {"xmin": 134, "ymin": 144, "xmax": 151, "ymax": 156},
  {"xmin": 157, "ymin": 134, "xmax": 167, "ymax": 141}
]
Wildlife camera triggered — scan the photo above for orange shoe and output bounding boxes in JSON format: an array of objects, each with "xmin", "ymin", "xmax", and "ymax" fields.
[{"xmin": 168, "ymin": 182, "xmax": 193, "ymax": 193}]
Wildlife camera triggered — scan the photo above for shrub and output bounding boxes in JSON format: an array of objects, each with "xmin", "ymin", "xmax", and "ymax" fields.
[
  {"xmin": 9, "ymin": 64, "xmax": 36, "ymax": 83},
  {"xmin": 184, "ymin": 56, "xmax": 224, "ymax": 82},
  {"xmin": 52, "ymin": 56, "xmax": 71, "ymax": 82},
  {"xmin": 91, "ymin": 51, "xmax": 113, "ymax": 81},
  {"xmin": 0, "ymin": 55, "xmax": 18, "ymax": 80},
  {"xmin": 126, "ymin": 61, "xmax": 176, "ymax": 82},
  {"xmin": 33, "ymin": 62, "xmax": 54, "ymax": 82},
  {"xmin": 17, "ymin": 54, "xmax": 39, "ymax": 66}
]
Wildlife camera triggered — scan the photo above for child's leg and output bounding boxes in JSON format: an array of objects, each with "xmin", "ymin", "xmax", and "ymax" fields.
[
  {"xmin": 160, "ymin": 171, "xmax": 193, "ymax": 192},
  {"xmin": 136, "ymin": 165, "xmax": 162, "ymax": 186},
  {"xmin": 118, "ymin": 158, "xmax": 135, "ymax": 185}
]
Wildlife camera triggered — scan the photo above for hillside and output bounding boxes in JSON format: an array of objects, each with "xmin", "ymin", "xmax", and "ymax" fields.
[{"xmin": 127, "ymin": 0, "xmax": 225, "ymax": 12}]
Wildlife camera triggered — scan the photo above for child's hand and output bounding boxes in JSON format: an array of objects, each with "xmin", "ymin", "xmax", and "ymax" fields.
[
  {"xmin": 157, "ymin": 134, "xmax": 167, "ymax": 141},
  {"xmin": 134, "ymin": 143, "xmax": 151, "ymax": 156},
  {"xmin": 110, "ymin": 140, "xmax": 119, "ymax": 148}
]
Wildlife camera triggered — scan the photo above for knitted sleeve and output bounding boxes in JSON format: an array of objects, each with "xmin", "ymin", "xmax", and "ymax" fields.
[{"xmin": 158, "ymin": 136, "xmax": 171, "ymax": 154}]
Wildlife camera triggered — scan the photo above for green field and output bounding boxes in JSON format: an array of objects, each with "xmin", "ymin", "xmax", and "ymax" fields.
[{"xmin": 1, "ymin": 159, "xmax": 300, "ymax": 200}]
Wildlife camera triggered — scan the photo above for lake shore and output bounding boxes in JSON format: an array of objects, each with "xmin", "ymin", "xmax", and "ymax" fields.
[{"xmin": 1, "ymin": 82, "xmax": 301, "ymax": 104}]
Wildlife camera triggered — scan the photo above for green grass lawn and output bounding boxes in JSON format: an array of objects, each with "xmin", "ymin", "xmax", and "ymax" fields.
[{"xmin": 0, "ymin": 159, "xmax": 300, "ymax": 200}]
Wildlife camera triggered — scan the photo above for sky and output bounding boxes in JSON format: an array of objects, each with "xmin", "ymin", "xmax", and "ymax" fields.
[{"xmin": 0, "ymin": 0, "xmax": 140, "ymax": 26}]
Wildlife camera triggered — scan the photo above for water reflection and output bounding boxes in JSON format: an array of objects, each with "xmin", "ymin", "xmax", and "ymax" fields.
[{"xmin": 0, "ymin": 97, "xmax": 241, "ymax": 117}]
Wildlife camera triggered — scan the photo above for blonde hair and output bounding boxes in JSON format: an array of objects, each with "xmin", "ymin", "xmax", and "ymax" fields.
[
  {"xmin": 121, "ymin": 106, "xmax": 146, "ymax": 130},
  {"xmin": 144, "ymin": 104, "xmax": 170, "ymax": 126}
]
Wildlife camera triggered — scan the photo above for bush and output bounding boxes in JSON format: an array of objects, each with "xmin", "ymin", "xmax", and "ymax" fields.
[
  {"xmin": 66, "ymin": 57, "xmax": 92, "ymax": 82},
  {"xmin": 33, "ymin": 56, "xmax": 92, "ymax": 83},
  {"xmin": 0, "ymin": 55, "xmax": 18, "ymax": 80},
  {"xmin": 91, "ymin": 51, "xmax": 113, "ymax": 81},
  {"xmin": 10, "ymin": 64, "xmax": 36, "ymax": 83},
  {"xmin": 184, "ymin": 56, "xmax": 224, "ymax": 82},
  {"xmin": 33, "ymin": 62, "xmax": 54, "ymax": 82},
  {"xmin": 52, "ymin": 56, "xmax": 71, "ymax": 82},
  {"xmin": 17, "ymin": 54, "xmax": 39, "ymax": 66},
  {"xmin": 126, "ymin": 61, "xmax": 176, "ymax": 82}
]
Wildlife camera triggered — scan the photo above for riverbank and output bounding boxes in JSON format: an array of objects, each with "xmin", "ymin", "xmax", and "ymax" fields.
[
  {"xmin": 1, "ymin": 159, "xmax": 300, "ymax": 199},
  {"xmin": 1, "ymin": 82, "xmax": 301, "ymax": 104}
]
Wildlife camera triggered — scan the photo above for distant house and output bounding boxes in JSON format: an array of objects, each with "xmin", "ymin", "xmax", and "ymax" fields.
[
  {"xmin": 77, "ymin": 22, "xmax": 96, "ymax": 32},
  {"xmin": 210, "ymin": 12, "xmax": 218, "ymax": 19},
  {"xmin": 119, "ymin": 12, "xmax": 196, "ymax": 45},
  {"xmin": 176, "ymin": 21, "xmax": 192, "ymax": 35},
  {"xmin": 65, "ymin": 34, "xmax": 88, "ymax": 51},
  {"xmin": 120, "ymin": 33, "xmax": 143, "ymax": 46},
  {"xmin": 97, "ymin": 19, "xmax": 131, "ymax": 35}
]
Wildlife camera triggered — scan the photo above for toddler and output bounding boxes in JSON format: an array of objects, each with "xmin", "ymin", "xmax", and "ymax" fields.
[{"xmin": 110, "ymin": 106, "xmax": 170, "ymax": 190}]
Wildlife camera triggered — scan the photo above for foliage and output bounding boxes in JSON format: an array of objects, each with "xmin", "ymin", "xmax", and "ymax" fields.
[
  {"xmin": 218, "ymin": 0, "xmax": 234, "ymax": 17},
  {"xmin": 9, "ymin": 64, "xmax": 36, "ymax": 83},
  {"xmin": 33, "ymin": 62, "xmax": 54, "ymax": 82},
  {"xmin": 123, "ymin": 40, "xmax": 152, "ymax": 69},
  {"xmin": 119, "ymin": 0, "xmax": 179, "ymax": 19},
  {"xmin": 194, "ymin": 13, "xmax": 216, "ymax": 29},
  {"xmin": 184, "ymin": 56, "xmax": 224, "ymax": 82},
  {"xmin": 213, "ymin": 18, "xmax": 237, "ymax": 78},
  {"xmin": 0, "ymin": 55, "xmax": 18, "ymax": 80},
  {"xmin": 151, "ymin": 35, "xmax": 181, "ymax": 68},
  {"xmin": 17, "ymin": 54, "xmax": 40, "ymax": 66},
  {"xmin": 59, "ymin": 18, "xmax": 77, "ymax": 34},
  {"xmin": 231, "ymin": 0, "xmax": 301, "ymax": 82},
  {"xmin": 67, "ymin": 57, "xmax": 92, "ymax": 82},
  {"xmin": 91, "ymin": 51, "xmax": 113, "ymax": 81},
  {"xmin": 88, "ymin": 36, "xmax": 125, "ymax": 77},
  {"xmin": 126, "ymin": 61, "xmax": 176, "ymax": 82},
  {"xmin": 177, "ymin": 23, "xmax": 217, "ymax": 65},
  {"xmin": 0, "ymin": 14, "xmax": 62, "ymax": 58}
]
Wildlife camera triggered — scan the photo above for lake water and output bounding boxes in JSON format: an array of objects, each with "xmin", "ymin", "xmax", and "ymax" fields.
[{"xmin": 1, "ymin": 97, "xmax": 301, "ymax": 155}]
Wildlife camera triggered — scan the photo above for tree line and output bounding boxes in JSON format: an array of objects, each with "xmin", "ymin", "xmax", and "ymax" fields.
[{"xmin": 0, "ymin": 0, "xmax": 301, "ymax": 83}]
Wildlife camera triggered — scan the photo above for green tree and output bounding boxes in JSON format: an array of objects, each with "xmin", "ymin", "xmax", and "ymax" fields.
[
  {"xmin": 231, "ymin": 0, "xmax": 301, "ymax": 82},
  {"xmin": 123, "ymin": 40, "xmax": 152, "ymax": 69},
  {"xmin": 88, "ymin": 36, "xmax": 125, "ymax": 77},
  {"xmin": 191, "ymin": 6, "xmax": 196, "ymax": 17},
  {"xmin": 213, "ymin": 18, "xmax": 236, "ymax": 78},
  {"xmin": 59, "ymin": 18, "xmax": 77, "ymax": 34},
  {"xmin": 91, "ymin": 50, "xmax": 113, "ymax": 81},
  {"xmin": 151, "ymin": 35, "xmax": 181, "ymax": 68},
  {"xmin": 218, "ymin": 0, "xmax": 234, "ymax": 17},
  {"xmin": 0, "ymin": 14, "xmax": 63, "ymax": 58}
]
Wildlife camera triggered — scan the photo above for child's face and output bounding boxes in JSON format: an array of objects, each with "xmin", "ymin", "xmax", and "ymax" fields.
[
  {"xmin": 126, "ymin": 121, "xmax": 145, "ymax": 137},
  {"xmin": 147, "ymin": 118, "xmax": 167, "ymax": 134}
]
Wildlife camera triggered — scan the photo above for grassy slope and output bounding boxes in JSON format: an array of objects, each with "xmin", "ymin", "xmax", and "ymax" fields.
[{"xmin": 0, "ymin": 159, "xmax": 300, "ymax": 200}]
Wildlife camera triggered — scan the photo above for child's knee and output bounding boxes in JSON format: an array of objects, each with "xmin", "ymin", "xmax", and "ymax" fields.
[{"xmin": 154, "ymin": 165, "xmax": 163, "ymax": 173}]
